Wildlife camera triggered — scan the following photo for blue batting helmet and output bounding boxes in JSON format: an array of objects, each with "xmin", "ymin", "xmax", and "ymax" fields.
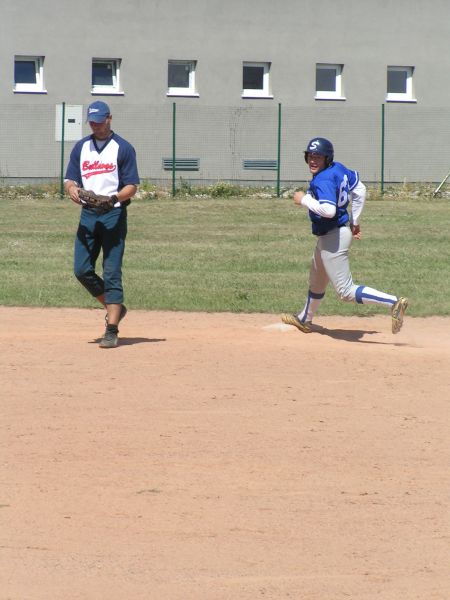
[{"xmin": 304, "ymin": 137, "xmax": 334, "ymax": 165}]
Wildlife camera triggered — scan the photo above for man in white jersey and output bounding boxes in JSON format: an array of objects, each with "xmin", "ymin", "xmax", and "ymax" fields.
[
  {"xmin": 64, "ymin": 101, "xmax": 140, "ymax": 348},
  {"xmin": 281, "ymin": 137, "xmax": 408, "ymax": 334}
]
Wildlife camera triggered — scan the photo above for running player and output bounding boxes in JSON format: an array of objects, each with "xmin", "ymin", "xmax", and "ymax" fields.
[{"xmin": 281, "ymin": 137, "xmax": 408, "ymax": 334}]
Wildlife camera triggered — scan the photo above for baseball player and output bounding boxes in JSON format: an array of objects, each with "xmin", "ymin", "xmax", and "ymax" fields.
[
  {"xmin": 64, "ymin": 101, "xmax": 140, "ymax": 348},
  {"xmin": 282, "ymin": 137, "xmax": 408, "ymax": 334}
]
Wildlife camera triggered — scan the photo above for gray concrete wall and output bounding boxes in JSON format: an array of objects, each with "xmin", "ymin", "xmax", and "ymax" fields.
[
  {"xmin": 2, "ymin": 0, "xmax": 450, "ymax": 107},
  {"xmin": 1, "ymin": 0, "xmax": 450, "ymax": 183}
]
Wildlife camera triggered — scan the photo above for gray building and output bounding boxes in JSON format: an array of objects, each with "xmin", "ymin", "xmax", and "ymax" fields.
[{"xmin": 2, "ymin": 0, "xmax": 450, "ymax": 185}]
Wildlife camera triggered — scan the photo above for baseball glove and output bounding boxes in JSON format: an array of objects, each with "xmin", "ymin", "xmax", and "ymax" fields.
[{"xmin": 78, "ymin": 189, "xmax": 118, "ymax": 212}]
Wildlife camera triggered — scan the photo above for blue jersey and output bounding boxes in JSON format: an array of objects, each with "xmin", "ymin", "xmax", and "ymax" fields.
[{"xmin": 307, "ymin": 161, "xmax": 359, "ymax": 236}]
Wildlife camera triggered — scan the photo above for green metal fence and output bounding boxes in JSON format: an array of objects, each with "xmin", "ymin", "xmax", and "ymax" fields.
[{"xmin": 3, "ymin": 102, "xmax": 450, "ymax": 196}]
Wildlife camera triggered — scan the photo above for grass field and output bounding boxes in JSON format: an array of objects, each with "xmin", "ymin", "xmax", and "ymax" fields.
[
  {"xmin": 1, "ymin": 191, "xmax": 449, "ymax": 316},
  {"xmin": 3, "ymin": 191, "xmax": 450, "ymax": 598}
]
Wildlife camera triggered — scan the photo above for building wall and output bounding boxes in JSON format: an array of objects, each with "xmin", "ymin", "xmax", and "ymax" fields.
[
  {"xmin": 2, "ymin": 0, "xmax": 450, "ymax": 107},
  {"xmin": 1, "ymin": 0, "xmax": 450, "ymax": 183}
]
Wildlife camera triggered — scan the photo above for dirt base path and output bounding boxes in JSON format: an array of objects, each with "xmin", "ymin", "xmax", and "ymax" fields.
[{"xmin": 1, "ymin": 307, "xmax": 449, "ymax": 600}]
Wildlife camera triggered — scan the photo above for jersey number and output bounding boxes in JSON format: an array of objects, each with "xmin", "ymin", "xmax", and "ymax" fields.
[{"xmin": 338, "ymin": 175, "xmax": 349, "ymax": 207}]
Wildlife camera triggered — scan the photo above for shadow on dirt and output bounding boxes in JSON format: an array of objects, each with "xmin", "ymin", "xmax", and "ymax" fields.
[
  {"xmin": 313, "ymin": 325, "xmax": 408, "ymax": 346},
  {"xmin": 89, "ymin": 337, "xmax": 166, "ymax": 346}
]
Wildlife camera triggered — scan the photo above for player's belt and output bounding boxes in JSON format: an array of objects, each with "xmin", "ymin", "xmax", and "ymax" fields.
[{"xmin": 315, "ymin": 222, "xmax": 348, "ymax": 236}]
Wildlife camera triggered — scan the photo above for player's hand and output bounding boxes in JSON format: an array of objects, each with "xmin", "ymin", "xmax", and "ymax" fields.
[
  {"xmin": 293, "ymin": 191, "xmax": 305, "ymax": 206},
  {"xmin": 66, "ymin": 185, "xmax": 81, "ymax": 204},
  {"xmin": 351, "ymin": 224, "xmax": 361, "ymax": 239}
]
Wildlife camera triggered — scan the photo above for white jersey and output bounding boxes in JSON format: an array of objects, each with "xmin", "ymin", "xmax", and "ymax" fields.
[{"xmin": 65, "ymin": 132, "xmax": 139, "ymax": 200}]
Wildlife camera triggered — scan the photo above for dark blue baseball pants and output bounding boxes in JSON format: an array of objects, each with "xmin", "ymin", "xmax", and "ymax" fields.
[{"xmin": 74, "ymin": 206, "xmax": 127, "ymax": 305}]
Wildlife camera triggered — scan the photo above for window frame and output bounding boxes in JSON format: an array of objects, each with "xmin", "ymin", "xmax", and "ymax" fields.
[
  {"xmin": 315, "ymin": 63, "xmax": 345, "ymax": 101},
  {"xmin": 242, "ymin": 61, "xmax": 273, "ymax": 99},
  {"xmin": 91, "ymin": 58, "xmax": 123, "ymax": 95},
  {"xmin": 14, "ymin": 55, "xmax": 46, "ymax": 94},
  {"xmin": 167, "ymin": 60, "xmax": 199, "ymax": 97},
  {"xmin": 386, "ymin": 66, "xmax": 416, "ymax": 102}
]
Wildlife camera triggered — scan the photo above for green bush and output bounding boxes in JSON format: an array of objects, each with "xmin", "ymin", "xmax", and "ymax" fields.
[{"xmin": 209, "ymin": 181, "xmax": 242, "ymax": 198}]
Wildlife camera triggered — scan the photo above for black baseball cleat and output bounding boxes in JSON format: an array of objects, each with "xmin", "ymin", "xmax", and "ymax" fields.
[{"xmin": 99, "ymin": 325, "xmax": 119, "ymax": 348}]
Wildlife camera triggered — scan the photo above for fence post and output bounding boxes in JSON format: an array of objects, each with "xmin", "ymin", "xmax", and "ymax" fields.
[
  {"xmin": 59, "ymin": 101, "xmax": 66, "ymax": 198},
  {"xmin": 276, "ymin": 103, "xmax": 282, "ymax": 197},
  {"xmin": 172, "ymin": 102, "xmax": 176, "ymax": 197},
  {"xmin": 381, "ymin": 103, "xmax": 385, "ymax": 195}
]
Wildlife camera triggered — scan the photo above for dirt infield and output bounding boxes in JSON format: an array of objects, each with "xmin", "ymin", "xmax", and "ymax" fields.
[{"xmin": 1, "ymin": 307, "xmax": 449, "ymax": 600}]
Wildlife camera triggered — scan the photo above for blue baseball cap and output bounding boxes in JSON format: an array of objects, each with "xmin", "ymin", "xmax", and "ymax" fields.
[{"xmin": 86, "ymin": 100, "xmax": 111, "ymax": 123}]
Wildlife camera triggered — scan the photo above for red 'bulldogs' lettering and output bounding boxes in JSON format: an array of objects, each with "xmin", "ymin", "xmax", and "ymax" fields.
[{"xmin": 82, "ymin": 160, "xmax": 116, "ymax": 179}]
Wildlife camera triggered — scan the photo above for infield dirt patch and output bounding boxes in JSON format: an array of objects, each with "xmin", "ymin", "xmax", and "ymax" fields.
[{"xmin": 1, "ymin": 307, "xmax": 449, "ymax": 599}]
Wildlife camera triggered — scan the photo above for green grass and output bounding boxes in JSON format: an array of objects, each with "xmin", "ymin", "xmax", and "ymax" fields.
[{"xmin": 0, "ymin": 192, "xmax": 449, "ymax": 316}]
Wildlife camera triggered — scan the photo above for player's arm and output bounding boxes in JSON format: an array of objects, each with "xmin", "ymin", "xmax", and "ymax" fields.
[
  {"xmin": 115, "ymin": 184, "xmax": 137, "ymax": 203},
  {"xmin": 116, "ymin": 142, "xmax": 140, "ymax": 204},
  {"xmin": 64, "ymin": 143, "xmax": 83, "ymax": 204},
  {"xmin": 349, "ymin": 180, "xmax": 366, "ymax": 239},
  {"xmin": 64, "ymin": 179, "xmax": 81, "ymax": 203},
  {"xmin": 350, "ymin": 180, "xmax": 366, "ymax": 226},
  {"xmin": 293, "ymin": 191, "xmax": 336, "ymax": 218}
]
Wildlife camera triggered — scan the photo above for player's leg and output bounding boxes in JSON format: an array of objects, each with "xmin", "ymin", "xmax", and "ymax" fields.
[
  {"xmin": 318, "ymin": 226, "xmax": 359, "ymax": 302},
  {"xmin": 101, "ymin": 208, "xmax": 127, "ymax": 312},
  {"xmin": 99, "ymin": 208, "xmax": 128, "ymax": 347},
  {"xmin": 299, "ymin": 242, "xmax": 329, "ymax": 321},
  {"xmin": 96, "ymin": 293, "xmax": 106, "ymax": 307},
  {"xmin": 74, "ymin": 210, "xmax": 104, "ymax": 298},
  {"xmin": 354, "ymin": 287, "xmax": 408, "ymax": 333},
  {"xmin": 96, "ymin": 294, "xmax": 127, "ymax": 323},
  {"xmin": 354, "ymin": 286, "xmax": 397, "ymax": 307},
  {"xmin": 281, "ymin": 241, "xmax": 328, "ymax": 331},
  {"xmin": 321, "ymin": 226, "xmax": 408, "ymax": 332},
  {"xmin": 320, "ymin": 226, "xmax": 395, "ymax": 305}
]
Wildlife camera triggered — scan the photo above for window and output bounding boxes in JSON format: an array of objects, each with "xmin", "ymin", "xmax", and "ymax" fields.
[
  {"xmin": 167, "ymin": 60, "xmax": 198, "ymax": 97},
  {"xmin": 91, "ymin": 59, "xmax": 122, "ymax": 95},
  {"xmin": 14, "ymin": 56, "xmax": 46, "ymax": 93},
  {"xmin": 242, "ymin": 62, "xmax": 272, "ymax": 98},
  {"xmin": 315, "ymin": 64, "xmax": 344, "ymax": 100},
  {"xmin": 386, "ymin": 66, "xmax": 415, "ymax": 102}
]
